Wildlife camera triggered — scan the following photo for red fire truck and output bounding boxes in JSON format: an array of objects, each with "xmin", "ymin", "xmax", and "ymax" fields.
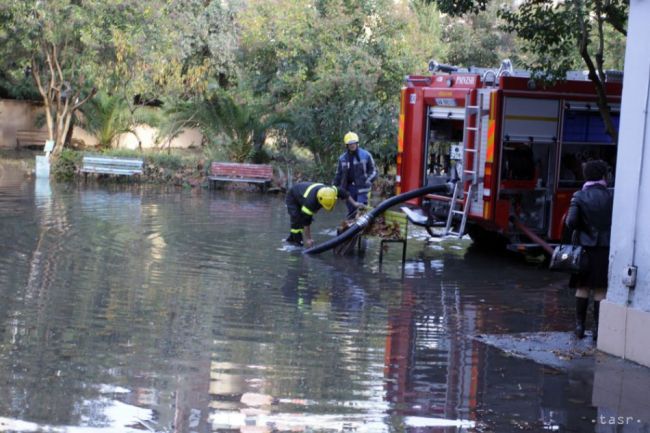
[{"xmin": 396, "ymin": 61, "xmax": 622, "ymax": 252}]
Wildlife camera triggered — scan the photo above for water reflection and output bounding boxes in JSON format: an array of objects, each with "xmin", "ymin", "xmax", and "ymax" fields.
[{"xmin": 0, "ymin": 164, "xmax": 649, "ymax": 432}]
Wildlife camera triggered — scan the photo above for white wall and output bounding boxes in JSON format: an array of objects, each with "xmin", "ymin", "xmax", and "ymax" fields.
[
  {"xmin": 599, "ymin": 0, "xmax": 650, "ymax": 367},
  {"xmin": 114, "ymin": 125, "xmax": 203, "ymax": 150}
]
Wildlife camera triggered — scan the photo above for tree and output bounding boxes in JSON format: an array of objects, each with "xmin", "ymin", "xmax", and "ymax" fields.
[
  {"xmin": 0, "ymin": 0, "xmax": 232, "ymax": 156},
  {"xmin": 237, "ymin": 0, "xmax": 443, "ymax": 178},
  {"xmin": 431, "ymin": 0, "xmax": 627, "ymax": 143},
  {"xmin": 76, "ymin": 92, "xmax": 160, "ymax": 150},
  {"xmin": 440, "ymin": 3, "xmax": 520, "ymax": 68}
]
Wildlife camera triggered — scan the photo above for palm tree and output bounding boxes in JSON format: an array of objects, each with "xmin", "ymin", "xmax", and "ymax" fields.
[
  {"xmin": 76, "ymin": 93, "xmax": 133, "ymax": 149},
  {"xmin": 161, "ymin": 91, "xmax": 290, "ymax": 162},
  {"xmin": 77, "ymin": 93, "xmax": 160, "ymax": 150}
]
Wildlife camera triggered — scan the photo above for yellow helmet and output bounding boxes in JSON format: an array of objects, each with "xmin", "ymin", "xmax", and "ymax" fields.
[
  {"xmin": 317, "ymin": 187, "xmax": 337, "ymax": 211},
  {"xmin": 343, "ymin": 131, "xmax": 359, "ymax": 145}
]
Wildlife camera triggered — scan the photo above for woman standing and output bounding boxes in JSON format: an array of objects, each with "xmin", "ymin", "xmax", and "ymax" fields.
[{"xmin": 565, "ymin": 160, "xmax": 614, "ymax": 341}]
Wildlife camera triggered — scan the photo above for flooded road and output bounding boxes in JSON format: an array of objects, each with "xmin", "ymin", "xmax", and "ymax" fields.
[{"xmin": 0, "ymin": 161, "xmax": 648, "ymax": 433}]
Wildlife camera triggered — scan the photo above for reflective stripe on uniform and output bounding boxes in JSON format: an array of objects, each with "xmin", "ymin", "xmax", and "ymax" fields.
[
  {"xmin": 301, "ymin": 183, "xmax": 323, "ymax": 215},
  {"xmin": 290, "ymin": 228, "xmax": 304, "ymax": 233},
  {"xmin": 303, "ymin": 183, "xmax": 323, "ymax": 198}
]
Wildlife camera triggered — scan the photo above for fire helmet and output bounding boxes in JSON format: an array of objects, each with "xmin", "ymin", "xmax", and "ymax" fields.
[
  {"xmin": 317, "ymin": 187, "xmax": 337, "ymax": 211},
  {"xmin": 343, "ymin": 132, "xmax": 359, "ymax": 145}
]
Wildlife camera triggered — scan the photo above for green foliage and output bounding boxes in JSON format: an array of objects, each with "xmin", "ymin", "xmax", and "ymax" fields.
[
  {"xmin": 499, "ymin": 0, "xmax": 627, "ymax": 140},
  {"xmin": 237, "ymin": 0, "xmax": 440, "ymax": 179},
  {"xmin": 161, "ymin": 90, "xmax": 290, "ymax": 163},
  {"xmin": 98, "ymin": 148, "xmax": 142, "ymax": 158},
  {"xmin": 426, "ymin": 0, "xmax": 625, "ymax": 142},
  {"xmin": 76, "ymin": 93, "xmax": 133, "ymax": 149},
  {"xmin": 434, "ymin": 0, "xmax": 489, "ymax": 16},
  {"xmin": 76, "ymin": 93, "xmax": 162, "ymax": 150},
  {"xmin": 0, "ymin": 71, "xmax": 40, "ymax": 100},
  {"xmin": 167, "ymin": 0, "xmax": 239, "ymax": 94},
  {"xmin": 0, "ymin": 0, "xmax": 235, "ymax": 155},
  {"xmin": 145, "ymin": 153, "xmax": 184, "ymax": 170},
  {"xmin": 51, "ymin": 149, "xmax": 81, "ymax": 181},
  {"xmin": 441, "ymin": 3, "xmax": 520, "ymax": 68}
]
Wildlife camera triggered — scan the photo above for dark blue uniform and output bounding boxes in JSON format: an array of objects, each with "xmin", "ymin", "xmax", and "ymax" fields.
[
  {"xmin": 285, "ymin": 182, "xmax": 348, "ymax": 245},
  {"xmin": 333, "ymin": 148, "xmax": 377, "ymax": 216}
]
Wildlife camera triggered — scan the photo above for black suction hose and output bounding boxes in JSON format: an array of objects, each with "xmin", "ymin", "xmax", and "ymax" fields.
[{"xmin": 303, "ymin": 184, "xmax": 451, "ymax": 255}]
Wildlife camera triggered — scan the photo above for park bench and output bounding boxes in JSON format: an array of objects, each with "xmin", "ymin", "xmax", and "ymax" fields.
[
  {"xmin": 15, "ymin": 130, "xmax": 49, "ymax": 149},
  {"xmin": 80, "ymin": 155, "xmax": 144, "ymax": 179},
  {"xmin": 208, "ymin": 161, "xmax": 273, "ymax": 192}
]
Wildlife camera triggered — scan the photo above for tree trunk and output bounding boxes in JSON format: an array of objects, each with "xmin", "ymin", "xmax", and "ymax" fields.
[
  {"xmin": 576, "ymin": 0, "xmax": 619, "ymax": 144},
  {"xmin": 579, "ymin": 41, "xmax": 618, "ymax": 144}
]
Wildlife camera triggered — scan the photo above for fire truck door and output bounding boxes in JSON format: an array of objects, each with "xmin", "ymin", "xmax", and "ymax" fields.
[{"xmin": 500, "ymin": 97, "xmax": 560, "ymax": 233}]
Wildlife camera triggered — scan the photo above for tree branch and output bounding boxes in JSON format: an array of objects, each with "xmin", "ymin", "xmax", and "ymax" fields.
[
  {"xmin": 603, "ymin": 0, "xmax": 627, "ymax": 36},
  {"xmin": 595, "ymin": 0, "xmax": 606, "ymax": 83},
  {"xmin": 72, "ymin": 88, "xmax": 97, "ymax": 111}
]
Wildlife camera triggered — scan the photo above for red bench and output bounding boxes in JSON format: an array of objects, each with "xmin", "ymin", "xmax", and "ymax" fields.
[{"xmin": 208, "ymin": 162, "xmax": 273, "ymax": 192}]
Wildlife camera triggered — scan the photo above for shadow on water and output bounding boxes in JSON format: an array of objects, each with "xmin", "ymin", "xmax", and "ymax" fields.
[{"xmin": 0, "ymin": 161, "xmax": 648, "ymax": 432}]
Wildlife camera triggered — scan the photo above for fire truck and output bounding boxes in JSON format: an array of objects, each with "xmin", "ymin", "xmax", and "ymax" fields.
[{"xmin": 396, "ymin": 60, "xmax": 622, "ymax": 252}]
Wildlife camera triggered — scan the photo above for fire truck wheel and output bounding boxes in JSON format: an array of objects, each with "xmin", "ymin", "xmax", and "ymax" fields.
[{"xmin": 467, "ymin": 224, "xmax": 508, "ymax": 251}]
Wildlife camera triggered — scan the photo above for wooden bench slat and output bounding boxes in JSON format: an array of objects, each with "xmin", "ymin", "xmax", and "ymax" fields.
[
  {"xmin": 15, "ymin": 130, "xmax": 50, "ymax": 148},
  {"xmin": 208, "ymin": 161, "xmax": 273, "ymax": 191},
  {"xmin": 208, "ymin": 176, "xmax": 270, "ymax": 184}
]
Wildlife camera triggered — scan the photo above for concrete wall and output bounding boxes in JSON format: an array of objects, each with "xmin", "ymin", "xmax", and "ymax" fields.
[
  {"xmin": 0, "ymin": 99, "xmax": 202, "ymax": 150},
  {"xmin": 599, "ymin": 0, "xmax": 650, "ymax": 367}
]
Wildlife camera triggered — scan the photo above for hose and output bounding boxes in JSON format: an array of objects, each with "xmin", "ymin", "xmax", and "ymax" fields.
[
  {"xmin": 304, "ymin": 184, "xmax": 451, "ymax": 255},
  {"xmin": 510, "ymin": 216, "xmax": 554, "ymax": 255}
]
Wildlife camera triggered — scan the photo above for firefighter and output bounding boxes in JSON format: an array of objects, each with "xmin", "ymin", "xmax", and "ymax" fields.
[
  {"xmin": 285, "ymin": 182, "xmax": 362, "ymax": 248},
  {"xmin": 333, "ymin": 132, "xmax": 378, "ymax": 218}
]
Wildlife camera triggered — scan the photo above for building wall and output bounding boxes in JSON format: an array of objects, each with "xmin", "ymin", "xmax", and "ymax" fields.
[
  {"xmin": 114, "ymin": 125, "xmax": 203, "ymax": 150},
  {"xmin": 0, "ymin": 99, "xmax": 201, "ymax": 150},
  {"xmin": 599, "ymin": 0, "xmax": 650, "ymax": 367}
]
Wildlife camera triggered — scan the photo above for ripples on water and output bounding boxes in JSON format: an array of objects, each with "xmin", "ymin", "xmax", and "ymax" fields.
[{"xmin": 0, "ymin": 166, "xmax": 597, "ymax": 432}]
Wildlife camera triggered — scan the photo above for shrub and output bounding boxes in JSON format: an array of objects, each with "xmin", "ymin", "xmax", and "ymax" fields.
[
  {"xmin": 146, "ymin": 153, "xmax": 184, "ymax": 170},
  {"xmin": 51, "ymin": 149, "xmax": 82, "ymax": 181}
]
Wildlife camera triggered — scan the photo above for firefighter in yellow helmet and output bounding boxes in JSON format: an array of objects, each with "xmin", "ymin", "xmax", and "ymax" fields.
[
  {"xmin": 334, "ymin": 132, "xmax": 377, "ymax": 218},
  {"xmin": 285, "ymin": 182, "xmax": 362, "ymax": 247}
]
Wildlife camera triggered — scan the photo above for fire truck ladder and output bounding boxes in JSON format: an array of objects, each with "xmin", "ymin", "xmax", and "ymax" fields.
[{"xmin": 445, "ymin": 93, "xmax": 484, "ymax": 237}]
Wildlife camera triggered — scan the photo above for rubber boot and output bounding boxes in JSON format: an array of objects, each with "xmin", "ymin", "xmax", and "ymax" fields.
[
  {"xmin": 286, "ymin": 232, "xmax": 303, "ymax": 246},
  {"xmin": 575, "ymin": 297, "xmax": 588, "ymax": 339},
  {"xmin": 593, "ymin": 301, "xmax": 600, "ymax": 342}
]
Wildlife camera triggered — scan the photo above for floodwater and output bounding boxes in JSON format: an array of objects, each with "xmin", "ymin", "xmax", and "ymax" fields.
[{"xmin": 0, "ymin": 160, "xmax": 649, "ymax": 433}]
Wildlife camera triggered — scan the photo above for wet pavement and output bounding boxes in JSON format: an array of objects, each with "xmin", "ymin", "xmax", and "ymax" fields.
[{"xmin": 1, "ymin": 159, "xmax": 650, "ymax": 433}]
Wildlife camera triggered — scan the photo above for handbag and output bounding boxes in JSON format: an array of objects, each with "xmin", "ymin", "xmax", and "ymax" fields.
[{"xmin": 549, "ymin": 231, "xmax": 588, "ymax": 272}]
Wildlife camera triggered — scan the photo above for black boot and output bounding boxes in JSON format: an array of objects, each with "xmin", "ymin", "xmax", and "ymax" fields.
[
  {"xmin": 286, "ymin": 232, "xmax": 303, "ymax": 246},
  {"xmin": 575, "ymin": 297, "xmax": 588, "ymax": 339},
  {"xmin": 593, "ymin": 301, "xmax": 600, "ymax": 342}
]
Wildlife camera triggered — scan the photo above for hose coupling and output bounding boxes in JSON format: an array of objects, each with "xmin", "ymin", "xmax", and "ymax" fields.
[{"xmin": 355, "ymin": 214, "xmax": 371, "ymax": 229}]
